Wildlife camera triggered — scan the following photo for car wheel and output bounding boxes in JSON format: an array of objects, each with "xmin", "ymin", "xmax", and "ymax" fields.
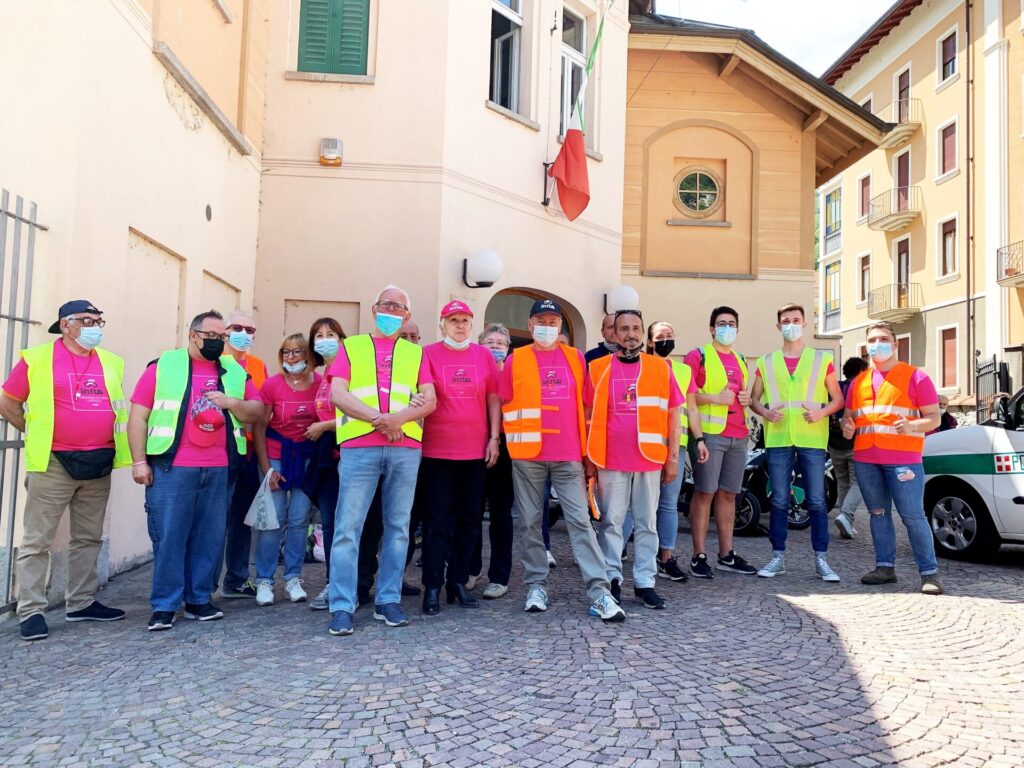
[
  {"xmin": 926, "ymin": 482, "xmax": 1001, "ymax": 561},
  {"xmin": 733, "ymin": 490, "xmax": 761, "ymax": 536}
]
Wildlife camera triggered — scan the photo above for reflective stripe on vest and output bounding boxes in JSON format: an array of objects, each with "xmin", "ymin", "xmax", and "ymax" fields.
[
  {"xmin": 586, "ymin": 353, "xmax": 671, "ymax": 468},
  {"xmin": 145, "ymin": 348, "xmax": 248, "ymax": 456},
  {"xmin": 849, "ymin": 363, "xmax": 925, "ymax": 455},
  {"xmin": 670, "ymin": 360, "xmax": 691, "ymax": 448},
  {"xmin": 502, "ymin": 344, "xmax": 587, "ymax": 460},
  {"xmin": 20, "ymin": 341, "xmax": 131, "ymax": 473},
  {"xmin": 757, "ymin": 348, "xmax": 832, "ymax": 449},
  {"xmin": 336, "ymin": 335, "xmax": 423, "ymax": 445},
  {"xmin": 697, "ymin": 344, "xmax": 747, "ymax": 435}
]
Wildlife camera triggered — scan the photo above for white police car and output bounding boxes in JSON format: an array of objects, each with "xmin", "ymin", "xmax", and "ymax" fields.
[{"xmin": 923, "ymin": 388, "xmax": 1024, "ymax": 560}]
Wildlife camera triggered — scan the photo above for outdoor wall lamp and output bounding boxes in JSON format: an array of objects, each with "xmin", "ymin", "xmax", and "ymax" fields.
[
  {"xmin": 603, "ymin": 284, "xmax": 640, "ymax": 314},
  {"xmin": 462, "ymin": 249, "xmax": 504, "ymax": 288}
]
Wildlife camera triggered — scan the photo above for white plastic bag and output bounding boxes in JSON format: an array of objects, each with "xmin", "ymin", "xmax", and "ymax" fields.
[{"xmin": 244, "ymin": 470, "xmax": 279, "ymax": 531}]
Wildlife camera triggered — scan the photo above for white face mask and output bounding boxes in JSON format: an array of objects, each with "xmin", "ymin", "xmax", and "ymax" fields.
[
  {"xmin": 283, "ymin": 361, "xmax": 307, "ymax": 374},
  {"xmin": 939, "ymin": 408, "xmax": 947, "ymax": 415},
  {"xmin": 532, "ymin": 326, "xmax": 559, "ymax": 346},
  {"xmin": 780, "ymin": 324, "xmax": 803, "ymax": 342},
  {"xmin": 443, "ymin": 336, "xmax": 471, "ymax": 350}
]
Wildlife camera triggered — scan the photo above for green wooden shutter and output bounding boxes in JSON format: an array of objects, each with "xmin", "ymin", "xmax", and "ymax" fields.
[
  {"xmin": 298, "ymin": 0, "xmax": 332, "ymax": 73},
  {"xmin": 334, "ymin": 0, "xmax": 369, "ymax": 75}
]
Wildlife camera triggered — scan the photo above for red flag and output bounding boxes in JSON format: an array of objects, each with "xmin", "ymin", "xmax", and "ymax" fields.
[{"xmin": 548, "ymin": 116, "xmax": 589, "ymax": 222}]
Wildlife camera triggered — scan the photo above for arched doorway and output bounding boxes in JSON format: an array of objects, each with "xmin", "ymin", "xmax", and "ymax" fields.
[{"xmin": 485, "ymin": 287, "xmax": 587, "ymax": 349}]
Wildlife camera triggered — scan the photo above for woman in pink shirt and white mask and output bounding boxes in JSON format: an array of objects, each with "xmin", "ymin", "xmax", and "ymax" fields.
[{"xmin": 419, "ymin": 301, "xmax": 501, "ymax": 615}]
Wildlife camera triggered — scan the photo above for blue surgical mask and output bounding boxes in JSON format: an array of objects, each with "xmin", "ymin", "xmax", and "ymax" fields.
[
  {"xmin": 532, "ymin": 326, "xmax": 559, "ymax": 346},
  {"xmin": 714, "ymin": 325, "xmax": 737, "ymax": 345},
  {"xmin": 443, "ymin": 336, "xmax": 471, "ymax": 350},
  {"xmin": 314, "ymin": 338, "xmax": 339, "ymax": 358},
  {"xmin": 283, "ymin": 360, "xmax": 307, "ymax": 374},
  {"xmin": 77, "ymin": 327, "xmax": 102, "ymax": 350},
  {"xmin": 781, "ymin": 324, "xmax": 803, "ymax": 342},
  {"xmin": 489, "ymin": 348, "xmax": 507, "ymax": 363},
  {"xmin": 375, "ymin": 312, "xmax": 403, "ymax": 337},
  {"xmin": 228, "ymin": 330, "xmax": 253, "ymax": 352},
  {"xmin": 867, "ymin": 341, "xmax": 894, "ymax": 362}
]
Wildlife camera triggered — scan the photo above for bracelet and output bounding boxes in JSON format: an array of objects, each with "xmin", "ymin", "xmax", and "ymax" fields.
[
  {"xmin": 132, "ymin": 460, "xmax": 147, "ymax": 467},
  {"xmin": 489, "ymin": 435, "xmax": 499, "ymax": 440}
]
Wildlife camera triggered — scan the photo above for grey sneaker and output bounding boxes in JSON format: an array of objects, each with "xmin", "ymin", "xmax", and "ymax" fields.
[
  {"xmin": 921, "ymin": 575, "xmax": 944, "ymax": 595},
  {"xmin": 310, "ymin": 587, "xmax": 329, "ymax": 611},
  {"xmin": 524, "ymin": 587, "xmax": 549, "ymax": 613},
  {"xmin": 815, "ymin": 554, "xmax": 840, "ymax": 582},
  {"xmin": 757, "ymin": 552, "xmax": 786, "ymax": 578},
  {"xmin": 861, "ymin": 566, "xmax": 897, "ymax": 585},
  {"xmin": 834, "ymin": 513, "xmax": 857, "ymax": 539}
]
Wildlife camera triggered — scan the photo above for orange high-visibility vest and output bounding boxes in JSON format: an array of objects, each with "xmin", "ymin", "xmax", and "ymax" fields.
[
  {"xmin": 849, "ymin": 362, "xmax": 924, "ymax": 455},
  {"xmin": 243, "ymin": 354, "xmax": 267, "ymax": 390},
  {"xmin": 502, "ymin": 344, "xmax": 587, "ymax": 460},
  {"xmin": 586, "ymin": 353, "xmax": 671, "ymax": 468}
]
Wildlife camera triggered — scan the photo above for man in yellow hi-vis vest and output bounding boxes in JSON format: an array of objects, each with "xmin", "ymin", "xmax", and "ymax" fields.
[
  {"xmin": 325, "ymin": 286, "xmax": 436, "ymax": 637},
  {"xmin": 0, "ymin": 301, "xmax": 130, "ymax": 642},
  {"xmin": 750, "ymin": 304, "xmax": 845, "ymax": 582}
]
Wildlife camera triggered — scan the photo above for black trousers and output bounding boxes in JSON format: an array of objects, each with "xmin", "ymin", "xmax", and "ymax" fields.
[
  {"xmin": 357, "ymin": 474, "xmax": 422, "ymax": 591},
  {"xmin": 420, "ymin": 457, "xmax": 487, "ymax": 589},
  {"xmin": 470, "ymin": 440, "xmax": 514, "ymax": 586}
]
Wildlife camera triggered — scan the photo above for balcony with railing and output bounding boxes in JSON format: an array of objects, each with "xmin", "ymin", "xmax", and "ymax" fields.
[
  {"xmin": 823, "ymin": 309, "xmax": 842, "ymax": 333},
  {"xmin": 868, "ymin": 282, "xmax": 922, "ymax": 323},
  {"xmin": 997, "ymin": 240, "xmax": 1024, "ymax": 287},
  {"xmin": 876, "ymin": 98, "xmax": 922, "ymax": 150},
  {"xmin": 823, "ymin": 228, "xmax": 842, "ymax": 256},
  {"xmin": 867, "ymin": 186, "xmax": 921, "ymax": 232}
]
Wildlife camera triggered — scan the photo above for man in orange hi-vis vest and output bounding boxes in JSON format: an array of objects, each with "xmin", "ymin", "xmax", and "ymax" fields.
[
  {"xmin": 498, "ymin": 299, "xmax": 624, "ymax": 623},
  {"xmin": 841, "ymin": 321, "xmax": 943, "ymax": 595}
]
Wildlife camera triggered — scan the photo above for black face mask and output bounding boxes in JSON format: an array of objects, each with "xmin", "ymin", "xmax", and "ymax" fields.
[
  {"xmin": 198, "ymin": 337, "xmax": 225, "ymax": 361},
  {"xmin": 617, "ymin": 341, "xmax": 642, "ymax": 361},
  {"xmin": 653, "ymin": 339, "xmax": 675, "ymax": 358}
]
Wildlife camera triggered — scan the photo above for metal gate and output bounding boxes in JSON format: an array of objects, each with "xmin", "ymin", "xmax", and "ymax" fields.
[
  {"xmin": 0, "ymin": 189, "xmax": 43, "ymax": 614},
  {"xmin": 975, "ymin": 353, "xmax": 1010, "ymax": 424}
]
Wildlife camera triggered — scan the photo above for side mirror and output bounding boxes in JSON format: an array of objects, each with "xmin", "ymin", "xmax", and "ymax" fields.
[{"xmin": 991, "ymin": 393, "xmax": 1010, "ymax": 427}]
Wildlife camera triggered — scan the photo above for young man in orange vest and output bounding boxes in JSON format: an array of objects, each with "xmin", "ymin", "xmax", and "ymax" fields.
[
  {"xmin": 841, "ymin": 321, "xmax": 943, "ymax": 595},
  {"xmin": 498, "ymin": 299, "xmax": 624, "ymax": 622},
  {"xmin": 584, "ymin": 309, "xmax": 686, "ymax": 609}
]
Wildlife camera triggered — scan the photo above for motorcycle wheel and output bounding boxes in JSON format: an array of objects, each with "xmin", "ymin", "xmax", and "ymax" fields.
[
  {"xmin": 733, "ymin": 490, "xmax": 762, "ymax": 536},
  {"xmin": 787, "ymin": 502, "xmax": 812, "ymax": 530}
]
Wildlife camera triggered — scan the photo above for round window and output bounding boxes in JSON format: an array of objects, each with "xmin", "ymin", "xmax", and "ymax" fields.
[{"xmin": 673, "ymin": 167, "xmax": 723, "ymax": 218}]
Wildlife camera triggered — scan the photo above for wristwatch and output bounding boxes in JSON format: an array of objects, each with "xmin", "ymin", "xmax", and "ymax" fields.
[{"xmin": 694, "ymin": 436, "xmax": 705, "ymax": 443}]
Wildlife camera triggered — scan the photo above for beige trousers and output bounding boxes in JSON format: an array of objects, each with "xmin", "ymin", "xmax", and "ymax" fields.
[{"xmin": 16, "ymin": 454, "xmax": 111, "ymax": 619}]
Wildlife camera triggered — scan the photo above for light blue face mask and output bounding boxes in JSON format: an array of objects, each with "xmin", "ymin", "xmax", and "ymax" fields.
[
  {"xmin": 489, "ymin": 348, "xmax": 507, "ymax": 363},
  {"xmin": 375, "ymin": 312, "xmax": 403, "ymax": 337},
  {"xmin": 314, "ymin": 338, "xmax": 340, "ymax": 358},
  {"xmin": 283, "ymin": 360, "xmax": 307, "ymax": 374},
  {"xmin": 867, "ymin": 341, "xmax": 894, "ymax": 362},
  {"xmin": 714, "ymin": 325, "xmax": 737, "ymax": 345},
  {"xmin": 228, "ymin": 330, "xmax": 253, "ymax": 352},
  {"xmin": 781, "ymin": 324, "xmax": 803, "ymax": 342},
  {"xmin": 77, "ymin": 327, "xmax": 103, "ymax": 350}
]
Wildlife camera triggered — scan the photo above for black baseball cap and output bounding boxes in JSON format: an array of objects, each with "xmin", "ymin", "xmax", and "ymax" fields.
[
  {"xmin": 48, "ymin": 300, "xmax": 102, "ymax": 333},
  {"xmin": 529, "ymin": 298, "xmax": 562, "ymax": 317}
]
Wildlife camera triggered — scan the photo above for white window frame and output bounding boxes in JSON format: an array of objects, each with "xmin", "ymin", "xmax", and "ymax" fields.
[
  {"xmin": 822, "ymin": 182, "xmax": 843, "ymax": 256},
  {"xmin": 822, "ymin": 256, "xmax": 842, "ymax": 321},
  {"xmin": 891, "ymin": 62, "xmax": 912, "ymax": 120},
  {"xmin": 559, "ymin": 6, "xmax": 589, "ymax": 138},
  {"xmin": 857, "ymin": 251, "xmax": 871, "ymax": 307},
  {"xmin": 860, "ymin": 92, "xmax": 874, "ymax": 114},
  {"xmin": 892, "ymin": 233, "xmax": 912, "ymax": 286},
  {"xmin": 935, "ymin": 24, "xmax": 960, "ymax": 91},
  {"xmin": 934, "ymin": 322, "xmax": 960, "ymax": 391},
  {"xmin": 491, "ymin": 0, "xmax": 524, "ymax": 115},
  {"xmin": 896, "ymin": 332, "xmax": 912, "ymax": 364},
  {"xmin": 855, "ymin": 171, "xmax": 871, "ymax": 223},
  {"xmin": 935, "ymin": 212, "xmax": 960, "ymax": 284},
  {"xmin": 935, "ymin": 115, "xmax": 959, "ymax": 183},
  {"xmin": 892, "ymin": 147, "xmax": 911, "ymax": 198}
]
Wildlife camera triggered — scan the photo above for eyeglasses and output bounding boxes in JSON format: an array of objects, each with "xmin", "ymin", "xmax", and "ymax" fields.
[
  {"xmin": 714, "ymin": 321, "xmax": 738, "ymax": 329},
  {"xmin": 227, "ymin": 324, "xmax": 256, "ymax": 334},
  {"xmin": 376, "ymin": 300, "xmax": 409, "ymax": 312},
  {"xmin": 195, "ymin": 330, "xmax": 229, "ymax": 342},
  {"xmin": 281, "ymin": 348, "xmax": 307, "ymax": 359},
  {"xmin": 68, "ymin": 316, "xmax": 106, "ymax": 328}
]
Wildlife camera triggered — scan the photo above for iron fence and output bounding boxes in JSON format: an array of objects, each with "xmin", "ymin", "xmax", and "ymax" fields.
[{"xmin": 975, "ymin": 354, "xmax": 1010, "ymax": 424}]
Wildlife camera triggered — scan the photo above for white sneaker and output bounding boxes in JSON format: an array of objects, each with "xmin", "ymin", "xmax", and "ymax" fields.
[
  {"xmin": 546, "ymin": 550, "xmax": 557, "ymax": 568},
  {"xmin": 309, "ymin": 587, "xmax": 329, "ymax": 611},
  {"xmin": 465, "ymin": 574, "xmax": 479, "ymax": 591},
  {"xmin": 255, "ymin": 580, "xmax": 274, "ymax": 606},
  {"xmin": 757, "ymin": 552, "xmax": 786, "ymax": 578},
  {"xmin": 816, "ymin": 555, "xmax": 841, "ymax": 582},
  {"xmin": 285, "ymin": 577, "xmax": 307, "ymax": 603},
  {"xmin": 524, "ymin": 587, "xmax": 549, "ymax": 613},
  {"xmin": 834, "ymin": 513, "xmax": 857, "ymax": 539},
  {"xmin": 482, "ymin": 583, "xmax": 508, "ymax": 599},
  {"xmin": 588, "ymin": 594, "xmax": 626, "ymax": 622}
]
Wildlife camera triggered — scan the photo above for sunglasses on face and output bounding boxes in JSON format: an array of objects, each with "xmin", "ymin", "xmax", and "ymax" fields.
[{"xmin": 227, "ymin": 324, "xmax": 256, "ymax": 334}]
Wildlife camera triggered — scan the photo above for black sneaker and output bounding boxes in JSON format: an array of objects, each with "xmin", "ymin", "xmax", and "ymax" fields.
[
  {"xmin": 610, "ymin": 578, "xmax": 621, "ymax": 605},
  {"xmin": 221, "ymin": 580, "xmax": 257, "ymax": 599},
  {"xmin": 690, "ymin": 553, "xmax": 714, "ymax": 579},
  {"xmin": 634, "ymin": 587, "xmax": 666, "ymax": 609},
  {"xmin": 716, "ymin": 550, "xmax": 757, "ymax": 575},
  {"xmin": 401, "ymin": 581, "xmax": 421, "ymax": 597},
  {"xmin": 147, "ymin": 611, "xmax": 176, "ymax": 631},
  {"xmin": 183, "ymin": 603, "xmax": 224, "ymax": 621},
  {"xmin": 66, "ymin": 601, "xmax": 125, "ymax": 622},
  {"xmin": 657, "ymin": 556, "xmax": 689, "ymax": 582},
  {"xmin": 19, "ymin": 614, "xmax": 48, "ymax": 641}
]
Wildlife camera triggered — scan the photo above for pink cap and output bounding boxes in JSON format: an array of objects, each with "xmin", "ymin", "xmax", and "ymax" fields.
[{"xmin": 440, "ymin": 300, "xmax": 473, "ymax": 319}]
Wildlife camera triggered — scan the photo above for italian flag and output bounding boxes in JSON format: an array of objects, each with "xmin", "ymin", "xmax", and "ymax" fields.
[{"xmin": 548, "ymin": 3, "xmax": 610, "ymax": 222}]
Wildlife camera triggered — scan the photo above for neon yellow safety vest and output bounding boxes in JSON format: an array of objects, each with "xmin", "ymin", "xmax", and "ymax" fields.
[
  {"xmin": 145, "ymin": 348, "xmax": 247, "ymax": 456},
  {"xmin": 336, "ymin": 335, "xmax": 423, "ymax": 445},
  {"xmin": 21, "ymin": 341, "xmax": 130, "ymax": 473},
  {"xmin": 756, "ymin": 348, "xmax": 833, "ymax": 449},
  {"xmin": 697, "ymin": 343, "xmax": 748, "ymax": 435},
  {"xmin": 669, "ymin": 359, "xmax": 691, "ymax": 448}
]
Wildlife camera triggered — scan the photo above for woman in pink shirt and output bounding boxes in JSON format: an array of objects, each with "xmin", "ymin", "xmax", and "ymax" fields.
[
  {"xmin": 419, "ymin": 301, "xmax": 501, "ymax": 614},
  {"xmin": 252, "ymin": 334, "xmax": 321, "ymax": 607}
]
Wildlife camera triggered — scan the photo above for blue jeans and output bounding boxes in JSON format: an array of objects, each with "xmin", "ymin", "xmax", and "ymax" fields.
[
  {"xmin": 854, "ymin": 461, "xmax": 937, "ymax": 575},
  {"xmin": 145, "ymin": 465, "xmax": 230, "ymax": 612},
  {"xmin": 329, "ymin": 446, "xmax": 421, "ymax": 614},
  {"xmin": 621, "ymin": 469, "xmax": 683, "ymax": 552},
  {"xmin": 254, "ymin": 458, "xmax": 313, "ymax": 582},
  {"xmin": 767, "ymin": 447, "xmax": 829, "ymax": 553}
]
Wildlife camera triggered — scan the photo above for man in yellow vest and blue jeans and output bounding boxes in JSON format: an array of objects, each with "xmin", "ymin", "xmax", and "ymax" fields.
[
  {"xmin": 128, "ymin": 310, "xmax": 264, "ymax": 631},
  {"xmin": 325, "ymin": 286, "xmax": 437, "ymax": 636},
  {"xmin": 0, "ymin": 301, "xmax": 130, "ymax": 641},
  {"xmin": 750, "ymin": 304, "xmax": 845, "ymax": 581}
]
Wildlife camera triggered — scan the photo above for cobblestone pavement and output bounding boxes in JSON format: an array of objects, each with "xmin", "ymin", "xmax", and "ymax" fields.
[{"xmin": 2, "ymin": 519, "xmax": 1024, "ymax": 768}]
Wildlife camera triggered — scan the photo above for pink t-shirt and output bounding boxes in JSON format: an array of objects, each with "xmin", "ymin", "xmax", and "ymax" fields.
[
  {"xmin": 854, "ymin": 367, "xmax": 938, "ymax": 466},
  {"xmin": 326, "ymin": 336, "xmax": 433, "ymax": 450},
  {"xmin": 498, "ymin": 346, "xmax": 587, "ymax": 462},
  {"xmin": 260, "ymin": 373, "xmax": 322, "ymax": 460},
  {"xmin": 584, "ymin": 357, "xmax": 685, "ymax": 472},
  {"xmin": 130, "ymin": 358, "xmax": 260, "ymax": 467},
  {"xmin": 422, "ymin": 342, "xmax": 500, "ymax": 460},
  {"xmin": 2, "ymin": 340, "xmax": 116, "ymax": 451},
  {"xmin": 313, "ymin": 374, "xmax": 334, "ymax": 423},
  {"xmin": 684, "ymin": 347, "xmax": 749, "ymax": 439}
]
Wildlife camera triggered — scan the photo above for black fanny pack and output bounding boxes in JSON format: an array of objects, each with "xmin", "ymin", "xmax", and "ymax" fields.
[{"xmin": 53, "ymin": 448, "xmax": 116, "ymax": 481}]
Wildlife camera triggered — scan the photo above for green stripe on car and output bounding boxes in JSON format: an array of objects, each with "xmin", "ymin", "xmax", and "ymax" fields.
[{"xmin": 923, "ymin": 454, "xmax": 996, "ymax": 475}]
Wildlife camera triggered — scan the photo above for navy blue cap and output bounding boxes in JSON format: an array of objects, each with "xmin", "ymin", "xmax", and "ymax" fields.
[
  {"xmin": 48, "ymin": 300, "xmax": 102, "ymax": 333},
  {"xmin": 529, "ymin": 298, "xmax": 562, "ymax": 317}
]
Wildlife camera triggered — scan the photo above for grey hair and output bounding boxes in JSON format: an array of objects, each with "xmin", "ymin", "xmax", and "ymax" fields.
[
  {"xmin": 226, "ymin": 309, "xmax": 255, "ymax": 326},
  {"xmin": 189, "ymin": 309, "xmax": 223, "ymax": 332},
  {"xmin": 478, "ymin": 322, "xmax": 511, "ymax": 343},
  {"xmin": 374, "ymin": 285, "xmax": 411, "ymax": 311}
]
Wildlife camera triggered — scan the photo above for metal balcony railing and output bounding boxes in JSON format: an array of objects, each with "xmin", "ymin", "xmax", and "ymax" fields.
[
  {"xmin": 868, "ymin": 283, "xmax": 923, "ymax": 319},
  {"xmin": 823, "ymin": 309, "xmax": 841, "ymax": 333},
  {"xmin": 877, "ymin": 97, "xmax": 923, "ymax": 126},
  {"xmin": 997, "ymin": 240, "xmax": 1024, "ymax": 285},
  {"xmin": 867, "ymin": 186, "xmax": 922, "ymax": 229},
  {"xmin": 824, "ymin": 230, "xmax": 842, "ymax": 255}
]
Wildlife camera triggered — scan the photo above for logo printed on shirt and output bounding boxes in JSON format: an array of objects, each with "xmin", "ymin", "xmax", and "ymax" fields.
[
  {"xmin": 67, "ymin": 372, "xmax": 111, "ymax": 412},
  {"xmin": 539, "ymin": 366, "xmax": 570, "ymax": 400},
  {"xmin": 611, "ymin": 377, "xmax": 640, "ymax": 415},
  {"xmin": 443, "ymin": 364, "xmax": 478, "ymax": 399}
]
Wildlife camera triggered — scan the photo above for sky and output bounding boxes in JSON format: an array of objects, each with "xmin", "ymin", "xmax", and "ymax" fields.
[{"xmin": 652, "ymin": 0, "xmax": 896, "ymax": 77}]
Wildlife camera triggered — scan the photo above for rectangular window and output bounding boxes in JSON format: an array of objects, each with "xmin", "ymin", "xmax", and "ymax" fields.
[
  {"xmin": 941, "ymin": 327, "xmax": 957, "ymax": 387},
  {"xmin": 940, "ymin": 219, "xmax": 957, "ymax": 277},
  {"xmin": 298, "ymin": 0, "xmax": 370, "ymax": 76},
  {"xmin": 490, "ymin": 0, "xmax": 523, "ymax": 113},
  {"xmin": 824, "ymin": 262, "xmax": 840, "ymax": 314},
  {"xmin": 859, "ymin": 254, "xmax": 870, "ymax": 303},
  {"xmin": 560, "ymin": 8, "xmax": 587, "ymax": 136},
  {"xmin": 897, "ymin": 336, "xmax": 910, "ymax": 363},
  {"xmin": 896, "ymin": 68, "xmax": 911, "ymax": 122},
  {"xmin": 858, "ymin": 176, "xmax": 871, "ymax": 219},
  {"xmin": 940, "ymin": 122, "xmax": 957, "ymax": 175},
  {"xmin": 824, "ymin": 188, "xmax": 841, "ymax": 254},
  {"xmin": 940, "ymin": 32, "xmax": 957, "ymax": 81}
]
